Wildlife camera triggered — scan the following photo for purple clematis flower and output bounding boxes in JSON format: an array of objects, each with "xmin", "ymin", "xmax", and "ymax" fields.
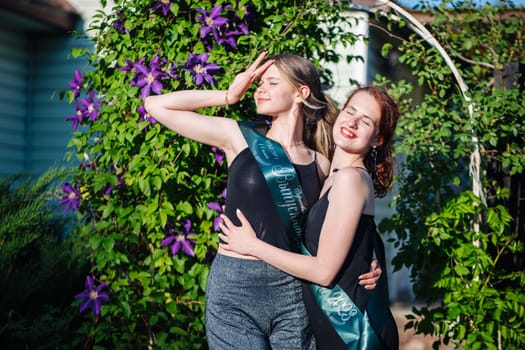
[
  {"xmin": 119, "ymin": 58, "xmax": 144, "ymax": 89},
  {"xmin": 113, "ymin": 11, "xmax": 129, "ymax": 34},
  {"xmin": 119, "ymin": 57, "xmax": 177, "ymax": 100},
  {"xmin": 66, "ymin": 90, "xmax": 101, "ymax": 129},
  {"xmin": 165, "ymin": 61, "xmax": 179, "ymax": 81},
  {"xmin": 59, "ymin": 182, "xmax": 81, "ymax": 212},
  {"xmin": 138, "ymin": 104, "xmax": 157, "ymax": 124},
  {"xmin": 211, "ymin": 146, "xmax": 225, "ymax": 165},
  {"xmin": 218, "ymin": 18, "xmax": 249, "ymax": 50},
  {"xmin": 161, "ymin": 219, "xmax": 198, "ymax": 257},
  {"xmin": 196, "ymin": 6, "xmax": 229, "ymax": 42},
  {"xmin": 74, "ymin": 275, "xmax": 110, "ymax": 316},
  {"xmin": 151, "ymin": 0, "xmax": 172, "ymax": 16},
  {"xmin": 68, "ymin": 70, "xmax": 83, "ymax": 98},
  {"xmin": 195, "ymin": 5, "xmax": 252, "ymax": 51},
  {"xmin": 207, "ymin": 187, "xmax": 227, "ymax": 231},
  {"xmin": 183, "ymin": 53, "xmax": 220, "ymax": 86},
  {"xmin": 119, "ymin": 58, "xmax": 137, "ymax": 74},
  {"xmin": 80, "ymin": 90, "xmax": 101, "ymax": 122},
  {"xmin": 66, "ymin": 100, "xmax": 84, "ymax": 131},
  {"xmin": 217, "ymin": 32, "xmax": 238, "ymax": 50},
  {"xmin": 134, "ymin": 56, "xmax": 165, "ymax": 99}
]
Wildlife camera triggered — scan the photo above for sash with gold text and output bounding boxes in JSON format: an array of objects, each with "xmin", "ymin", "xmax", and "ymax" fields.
[{"xmin": 239, "ymin": 121, "xmax": 385, "ymax": 349}]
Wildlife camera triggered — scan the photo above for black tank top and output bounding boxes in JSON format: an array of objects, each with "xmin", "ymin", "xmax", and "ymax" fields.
[
  {"xmin": 301, "ymin": 189, "xmax": 399, "ymax": 349},
  {"xmin": 225, "ymin": 147, "xmax": 322, "ymax": 250},
  {"xmin": 301, "ymin": 189, "xmax": 374, "ymax": 349}
]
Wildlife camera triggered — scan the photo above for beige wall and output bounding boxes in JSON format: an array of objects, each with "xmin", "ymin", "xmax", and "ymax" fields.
[{"xmin": 68, "ymin": 0, "xmax": 114, "ymax": 32}]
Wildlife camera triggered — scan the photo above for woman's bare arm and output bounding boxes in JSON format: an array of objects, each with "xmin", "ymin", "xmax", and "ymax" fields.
[
  {"xmin": 219, "ymin": 167, "xmax": 370, "ymax": 287},
  {"xmin": 144, "ymin": 51, "xmax": 274, "ymax": 161}
]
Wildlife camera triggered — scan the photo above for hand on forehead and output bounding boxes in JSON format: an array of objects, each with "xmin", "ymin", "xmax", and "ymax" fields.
[{"xmin": 247, "ymin": 51, "xmax": 274, "ymax": 78}]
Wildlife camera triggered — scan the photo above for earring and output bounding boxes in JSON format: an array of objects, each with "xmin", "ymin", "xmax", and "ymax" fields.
[{"xmin": 371, "ymin": 145, "xmax": 377, "ymax": 172}]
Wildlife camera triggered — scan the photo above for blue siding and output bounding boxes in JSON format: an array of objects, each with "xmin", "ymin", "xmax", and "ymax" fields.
[
  {"xmin": 0, "ymin": 24, "xmax": 92, "ymax": 177},
  {"xmin": 29, "ymin": 32, "xmax": 91, "ymax": 175},
  {"xmin": 0, "ymin": 30, "xmax": 27, "ymax": 176}
]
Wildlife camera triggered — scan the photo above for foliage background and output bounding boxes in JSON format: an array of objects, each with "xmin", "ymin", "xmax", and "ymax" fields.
[
  {"xmin": 0, "ymin": 169, "xmax": 87, "ymax": 348},
  {"xmin": 376, "ymin": 0, "xmax": 525, "ymax": 348},
  {"xmin": 62, "ymin": 0, "xmax": 362, "ymax": 348},
  {"xmin": 2, "ymin": 0, "xmax": 519, "ymax": 349}
]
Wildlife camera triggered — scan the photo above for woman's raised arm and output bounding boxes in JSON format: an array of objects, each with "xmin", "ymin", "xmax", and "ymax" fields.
[{"xmin": 144, "ymin": 51, "xmax": 273, "ymax": 159}]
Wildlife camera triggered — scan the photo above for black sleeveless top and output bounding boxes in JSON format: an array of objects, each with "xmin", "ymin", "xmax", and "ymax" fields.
[
  {"xmin": 225, "ymin": 146, "xmax": 322, "ymax": 250},
  {"xmin": 301, "ymin": 189, "xmax": 399, "ymax": 349}
]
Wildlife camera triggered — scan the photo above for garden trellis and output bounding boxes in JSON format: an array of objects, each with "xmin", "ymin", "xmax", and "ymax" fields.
[{"xmin": 348, "ymin": 0, "xmax": 487, "ymax": 207}]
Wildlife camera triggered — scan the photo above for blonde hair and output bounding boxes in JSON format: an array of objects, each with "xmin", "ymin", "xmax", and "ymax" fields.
[{"xmin": 272, "ymin": 54, "xmax": 338, "ymax": 159}]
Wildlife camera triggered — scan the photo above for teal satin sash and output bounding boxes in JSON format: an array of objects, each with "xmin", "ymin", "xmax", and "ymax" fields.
[
  {"xmin": 301, "ymin": 245, "xmax": 384, "ymax": 349},
  {"xmin": 239, "ymin": 121, "xmax": 306, "ymax": 252},
  {"xmin": 239, "ymin": 121, "xmax": 386, "ymax": 349}
]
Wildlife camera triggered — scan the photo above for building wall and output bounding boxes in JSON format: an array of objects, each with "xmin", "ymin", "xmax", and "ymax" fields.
[
  {"xmin": 0, "ymin": 10, "xmax": 91, "ymax": 177},
  {"xmin": 324, "ymin": 11, "xmax": 370, "ymax": 106},
  {"xmin": 0, "ymin": 30, "xmax": 28, "ymax": 175},
  {"xmin": 29, "ymin": 32, "xmax": 91, "ymax": 175},
  {"xmin": 68, "ymin": 0, "xmax": 113, "ymax": 31}
]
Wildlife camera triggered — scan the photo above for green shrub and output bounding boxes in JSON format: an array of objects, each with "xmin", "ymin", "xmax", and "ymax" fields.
[
  {"xmin": 0, "ymin": 168, "xmax": 88, "ymax": 349},
  {"xmin": 378, "ymin": 0, "xmax": 525, "ymax": 348},
  {"xmin": 62, "ymin": 1, "xmax": 362, "ymax": 348}
]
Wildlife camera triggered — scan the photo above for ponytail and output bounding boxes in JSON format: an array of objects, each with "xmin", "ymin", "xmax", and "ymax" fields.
[{"xmin": 303, "ymin": 95, "xmax": 338, "ymax": 160}]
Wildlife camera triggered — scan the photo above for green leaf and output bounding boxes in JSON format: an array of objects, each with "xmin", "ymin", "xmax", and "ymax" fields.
[
  {"xmin": 166, "ymin": 301, "xmax": 178, "ymax": 315},
  {"xmin": 176, "ymin": 201, "xmax": 193, "ymax": 215}
]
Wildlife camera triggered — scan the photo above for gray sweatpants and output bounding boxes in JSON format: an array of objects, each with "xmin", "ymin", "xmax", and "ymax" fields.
[{"xmin": 205, "ymin": 253, "xmax": 316, "ymax": 350}]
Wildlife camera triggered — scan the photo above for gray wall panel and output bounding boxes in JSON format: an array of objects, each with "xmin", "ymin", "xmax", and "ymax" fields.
[
  {"xmin": 0, "ymin": 30, "xmax": 27, "ymax": 176},
  {"xmin": 0, "ymin": 23, "xmax": 92, "ymax": 177}
]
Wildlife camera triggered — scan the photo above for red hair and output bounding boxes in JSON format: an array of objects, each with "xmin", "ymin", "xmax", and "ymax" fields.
[{"xmin": 342, "ymin": 86, "xmax": 400, "ymax": 198}]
